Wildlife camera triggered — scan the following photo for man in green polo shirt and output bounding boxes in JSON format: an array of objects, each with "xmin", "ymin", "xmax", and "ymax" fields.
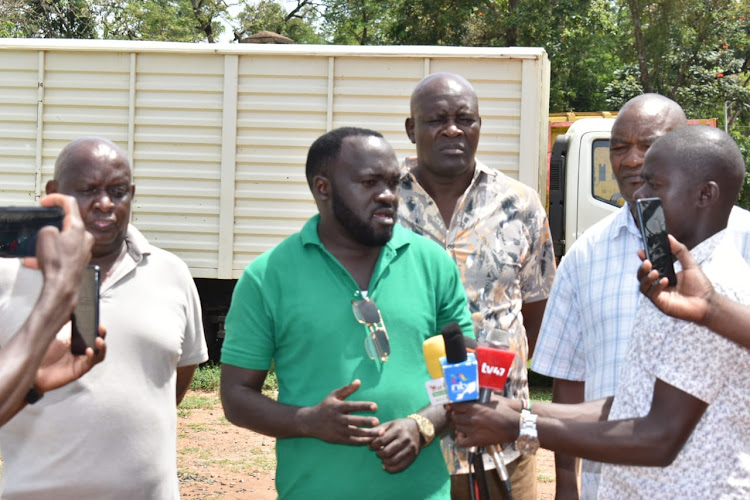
[{"xmin": 220, "ymin": 127, "xmax": 473, "ymax": 499}]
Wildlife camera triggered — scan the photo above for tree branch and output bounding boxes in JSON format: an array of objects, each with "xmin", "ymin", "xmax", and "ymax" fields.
[{"xmin": 627, "ymin": 0, "xmax": 652, "ymax": 93}]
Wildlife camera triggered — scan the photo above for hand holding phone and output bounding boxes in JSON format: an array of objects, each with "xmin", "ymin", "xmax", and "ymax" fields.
[
  {"xmin": 636, "ymin": 197, "xmax": 677, "ymax": 286},
  {"xmin": 0, "ymin": 207, "xmax": 64, "ymax": 257},
  {"xmin": 71, "ymin": 265, "xmax": 101, "ymax": 355}
]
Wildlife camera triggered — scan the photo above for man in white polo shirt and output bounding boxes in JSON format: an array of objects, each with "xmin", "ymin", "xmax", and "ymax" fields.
[{"xmin": 0, "ymin": 137, "xmax": 208, "ymax": 499}]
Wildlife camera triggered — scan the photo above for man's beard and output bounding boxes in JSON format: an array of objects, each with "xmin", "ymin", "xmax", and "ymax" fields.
[{"xmin": 331, "ymin": 189, "xmax": 394, "ymax": 247}]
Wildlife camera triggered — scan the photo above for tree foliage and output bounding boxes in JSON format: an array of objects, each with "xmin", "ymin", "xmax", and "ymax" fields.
[
  {"xmin": 96, "ymin": 0, "xmax": 227, "ymax": 42},
  {"xmin": 606, "ymin": 0, "xmax": 749, "ymax": 127},
  {"xmin": 2, "ymin": 0, "xmax": 749, "ymax": 176},
  {"xmin": 234, "ymin": 0, "xmax": 321, "ymax": 43},
  {"xmin": 1, "ymin": 0, "xmax": 97, "ymax": 38}
]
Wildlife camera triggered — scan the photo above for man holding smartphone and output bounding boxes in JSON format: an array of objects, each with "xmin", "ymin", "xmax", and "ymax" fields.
[
  {"xmin": 530, "ymin": 94, "xmax": 750, "ymax": 499},
  {"xmin": 0, "ymin": 137, "xmax": 208, "ymax": 499},
  {"xmin": 451, "ymin": 126, "xmax": 750, "ymax": 499},
  {"xmin": 0, "ymin": 193, "xmax": 106, "ymax": 427}
]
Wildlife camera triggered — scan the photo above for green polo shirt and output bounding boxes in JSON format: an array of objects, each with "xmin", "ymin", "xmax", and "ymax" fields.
[{"xmin": 222, "ymin": 215, "xmax": 473, "ymax": 499}]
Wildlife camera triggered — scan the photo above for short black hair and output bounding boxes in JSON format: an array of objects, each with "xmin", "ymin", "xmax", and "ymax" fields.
[
  {"xmin": 305, "ymin": 127, "xmax": 383, "ymax": 189},
  {"xmin": 651, "ymin": 125, "xmax": 746, "ymax": 203}
]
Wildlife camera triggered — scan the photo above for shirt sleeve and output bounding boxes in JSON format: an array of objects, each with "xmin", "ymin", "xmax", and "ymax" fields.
[
  {"xmin": 530, "ymin": 252, "xmax": 586, "ymax": 381},
  {"xmin": 519, "ymin": 189, "xmax": 556, "ymax": 303},
  {"xmin": 221, "ymin": 261, "xmax": 275, "ymax": 371},
  {"xmin": 177, "ymin": 263, "xmax": 209, "ymax": 367}
]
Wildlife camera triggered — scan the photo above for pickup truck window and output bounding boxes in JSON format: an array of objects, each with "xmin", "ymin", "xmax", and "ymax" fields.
[{"xmin": 591, "ymin": 139, "xmax": 625, "ymax": 207}]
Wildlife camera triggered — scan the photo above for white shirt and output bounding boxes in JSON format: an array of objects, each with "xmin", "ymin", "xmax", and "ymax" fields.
[
  {"xmin": 531, "ymin": 205, "xmax": 750, "ymax": 498},
  {"xmin": 599, "ymin": 230, "xmax": 750, "ymax": 499},
  {"xmin": 0, "ymin": 226, "xmax": 208, "ymax": 500}
]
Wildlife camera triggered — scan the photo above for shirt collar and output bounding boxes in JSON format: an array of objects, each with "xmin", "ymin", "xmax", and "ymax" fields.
[
  {"xmin": 686, "ymin": 229, "xmax": 727, "ymax": 267},
  {"xmin": 124, "ymin": 224, "xmax": 152, "ymax": 264},
  {"xmin": 402, "ymin": 155, "xmax": 488, "ymax": 191},
  {"xmin": 610, "ymin": 204, "xmax": 642, "ymax": 240}
]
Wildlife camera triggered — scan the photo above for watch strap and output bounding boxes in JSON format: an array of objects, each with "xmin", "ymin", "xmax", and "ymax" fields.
[
  {"xmin": 407, "ymin": 413, "xmax": 435, "ymax": 448},
  {"xmin": 25, "ymin": 386, "xmax": 43, "ymax": 405},
  {"xmin": 516, "ymin": 409, "xmax": 539, "ymax": 455}
]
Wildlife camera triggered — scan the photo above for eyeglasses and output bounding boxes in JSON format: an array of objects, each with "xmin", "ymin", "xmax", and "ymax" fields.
[{"xmin": 352, "ymin": 297, "xmax": 390, "ymax": 362}]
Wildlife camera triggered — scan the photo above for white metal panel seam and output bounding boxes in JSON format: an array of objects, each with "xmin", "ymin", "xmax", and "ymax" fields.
[
  {"xmin": 34, "ymin": 51, "xmax": 45, "ymax": 201},
  {"xmin": 537, "ymin": 55, "xmax": 551, "ymax": 207},
  {"xmin": 518, "ymin": 57, "xmax": 541, "ymax": 196},
  {"xmin": 128, "ymin": 52, "xmax": 136, "ymax": 224},
  {"xmin": 327, "ymin": 57, "xmax": 334, "ymax": 131},
  {"xmin": 219, "ymin": 54, "xmax": 238, "ymax": 279}
]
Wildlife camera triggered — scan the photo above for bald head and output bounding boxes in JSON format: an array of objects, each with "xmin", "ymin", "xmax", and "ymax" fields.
[
  {"xmin": 610, "ymin": 93, "xmax": 688, "ymax": 211},
  {"xmin": 648, "ymin": 126, "xmax": 745, "ymax": 209},
  {"xmin": 406, "ymin": 72, "xmax": 482, "ymax": 180},
  {"xmin": 54, "ymin": 137, "xmax": 131, "ymax": 182},
  {"xmin": 47, "ymin": 136, "xmax": 134, "ymax": 261},
  {"xmin": 636, "ymin": 125, "xmax": 745, "ymax": 248},
  {"xmin": 409, "ymin": 73, "xmax": 478, "ymax": 116},
  {"xmin": 617, "ymin": 93, "xmax": 687, "ymax": 131}
]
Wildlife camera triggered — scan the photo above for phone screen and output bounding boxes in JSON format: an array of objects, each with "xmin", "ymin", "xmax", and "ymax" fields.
[
  {"xmin": 636, "ymin": 197, "xmax": 677, "ymax": 286},
  {"xmin": 0, "ymin": 207, "xmax": 64, "ymax": 257},
  {"xmin": 71, "ymin": 265, "xmax": 101, "ymax": 355}
]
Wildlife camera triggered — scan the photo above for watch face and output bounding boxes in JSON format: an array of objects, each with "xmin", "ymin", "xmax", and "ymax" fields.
[
  {"xmin": 408, "ymin": 414, "xmax": 435, "ymax": 447},
  {"xmin": 516, "ymin": 434, "xmax": 539, "ymax": 455}
]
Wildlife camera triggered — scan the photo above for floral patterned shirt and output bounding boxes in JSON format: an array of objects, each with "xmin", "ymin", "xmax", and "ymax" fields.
[
  {"xmin": 599, "ymin": 230, "xmax": 750, "ymax": 499},
  {"xmin": 398, "ymin": 157, "xmax": 556, "ymax": 473}
]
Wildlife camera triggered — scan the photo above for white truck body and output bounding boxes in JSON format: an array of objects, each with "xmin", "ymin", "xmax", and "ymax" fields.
[
  {"xmin": 2, "ymin": 40, "xmax": 637, "ymax": 355},
  {"xmin": 0, "ymin": 39, "xmax": 551, "ymax": 279}
]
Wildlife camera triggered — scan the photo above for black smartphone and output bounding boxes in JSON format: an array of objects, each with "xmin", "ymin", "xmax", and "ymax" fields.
[
  {"xmin": 0, "ymin": 207, "xmax": 64, "ymax": 257},
  {"xmin": 636, "ymin": 197, "xmax": 677, "ymax": 286},
  {"xmin": 71, "ymin": 265, "xmax": 101, "ymax": 355}
]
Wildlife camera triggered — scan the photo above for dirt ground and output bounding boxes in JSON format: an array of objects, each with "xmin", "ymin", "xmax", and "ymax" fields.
[{"xmin": 177, "ymin": 390, "xmax": 556, "ymax": 499}]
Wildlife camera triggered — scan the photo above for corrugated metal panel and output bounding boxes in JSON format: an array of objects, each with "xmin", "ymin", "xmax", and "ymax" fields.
[
  {"xmin": 0, "ymin": 51, "xmax": 40, "ymax": 204},
  {"xmin": 331, "ymin": 57, "xmax": 418, "ymax": 157},
  {"xmin": 0, "ymin": 41, "xmax": 549, "ymax": 280},
  {"xmin": 234, "ymin": 55, "xmax": 328, "ymax": 270},
  {"xmin": 40, "ymin": 52, "xmax": 130, "ymax": 201},
  {"xmin": 132, "ymin": 53, "xmax": 224, "ymax": 272}
]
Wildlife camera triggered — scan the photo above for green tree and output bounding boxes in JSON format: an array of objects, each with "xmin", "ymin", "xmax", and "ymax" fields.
[
  {"xmin": 478, "ymin": 0, "xmax": 620, "ymax": 112},
  {"xmin": 606, "ymin": 0, "xmax": 749, "ymax": 124},
  {"xmin": 234, "ymin": 0, "xmax": 321, "ymax": 43},
  {"xmin": 379, "ymin": 0, "xmax": 619, "ymax": 112},
  {"xmin": 1, "ymin": 0, "xmax": 97, "ymax": 38},
  {"xmin": 605, "ymin": 0, "xmax": 750, "ymax": 209},
  {"xmin": 321, "ymin": 0, "xmax": 392, "ymax": 45},
  {"xmin": 96, "ymin": 0, "xmax": 227, "ymax": 42},
  {"xmin": 384, "ymin": 0, "xmax": 480, "ymax": 46}
]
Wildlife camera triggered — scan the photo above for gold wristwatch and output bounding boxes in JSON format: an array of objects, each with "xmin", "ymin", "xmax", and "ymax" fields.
[{"xmin": 407, "ymin": 413, "xmax": 435, "ymax": 448}]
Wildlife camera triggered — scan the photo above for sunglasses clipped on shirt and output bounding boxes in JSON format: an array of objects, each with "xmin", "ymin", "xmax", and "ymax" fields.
[{"xmin": 351, "ymin": 297, "xmax": 391, "ymax": 362}]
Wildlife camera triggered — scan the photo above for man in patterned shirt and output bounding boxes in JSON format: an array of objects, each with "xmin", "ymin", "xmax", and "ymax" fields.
[
  {"xmin": 451, "ymin": 125, "xmax": 750, "ymax": 499},
  {"xmin": 531, "ymin": 94, "xmax": 750, "ymax": 499},
  {"xmin": 398, "ymin": 72, "xmax": 556, "ymax": 500}
]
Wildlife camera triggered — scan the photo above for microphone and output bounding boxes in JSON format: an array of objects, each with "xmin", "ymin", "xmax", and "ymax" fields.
[
  {"xmin": 475, "ymin": 329, "xmax": 516, "ymax": 500},
  {"xmin": 477, "ymin": 329, "xmax": 515, "ymax": 404},
  {"xmin": 423, "ymin": 331, "xmax": 477, "ymax": 405},
  {"xmin": 440, "ymin": 322, "xmax": 479, "ymax": 403}
]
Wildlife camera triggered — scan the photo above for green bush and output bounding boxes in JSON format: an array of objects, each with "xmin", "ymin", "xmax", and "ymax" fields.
[
  {"xmin": 190, "ymin": 363, "xmax": 221, "ymax": 392},
  {"xmin": 190, "ymin": 362, "xmax": 279, "ymax": 396}
]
